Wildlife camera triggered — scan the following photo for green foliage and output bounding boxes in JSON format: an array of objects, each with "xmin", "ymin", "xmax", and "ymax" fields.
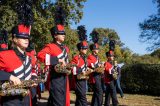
[
  {"xmin": 97, "ymin": 45, "xmax": 108, "ymax": 61},
  {"xmin": 130, "ymin": 54, "xmax": 160, "ymax": 64},
  {"xmin": 117, "ymin": 47, "xmax": 133, "ymax": 64},
  {"xmin": 64, "ymin": 27, "xmax": 79, "ymax": 60},
  {"xmin": 89, "ymin": 28, "xmax": 121, "ymax": 46},
  {"xmin": 150, "ymin": 48, "xmax": 160, "ymax": 58},
  {"xmin": 0, "ymin": 4, "xmax": 17, "ymax": 30},
  {"xmin": 121, "ymin": 64, "xmax": 160, "ymax": 96},
  {"xmin": 0, "ymin": 0, "xmax": 87, "ymax": 51},
  {"xmin": 54, "ymin": 0, "xmax": 87, "ymax": 24}
]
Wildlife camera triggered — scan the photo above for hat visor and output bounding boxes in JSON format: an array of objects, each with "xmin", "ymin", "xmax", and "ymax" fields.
[
  {"xmin": 93, "ymin": 48, "xmax": 99, "ymax": 50},
  {"xmin": 81, "ymin": 46, "xmax": 88, "ymax": 49},
  {"xmin": 107, "ymin": 54, "xmax": 114, "ymax": 57},
  {"xmin": 16, "ymin": 34, "xmax": 30, "ymax": 39},
  {"xmin": 56, "ymin": 31, "xmax": 66, "ymax": 35}
]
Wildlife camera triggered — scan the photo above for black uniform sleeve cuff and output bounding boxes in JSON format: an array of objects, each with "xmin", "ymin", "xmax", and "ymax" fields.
[
  {"xmin": 0, "ymin": 71, "xmax": 11, "ymax": 81},
  {"xmin": 50, "ymin": 56, "xmax": 59, "ymax": 65},
  {"xmin": 77, "ymin": 67, "xmax": 82, "ymax": 75},
  {"xmin": 95, "ymin": 64, "xmax": 99, "ymax": 68}
]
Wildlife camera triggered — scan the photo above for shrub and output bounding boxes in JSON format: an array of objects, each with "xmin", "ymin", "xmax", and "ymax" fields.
[{"xmin": 121, "ymin": 64, "xmax": 160, "ymax": 96}]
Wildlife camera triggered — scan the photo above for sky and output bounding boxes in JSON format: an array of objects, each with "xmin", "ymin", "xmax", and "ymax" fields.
[{"xmin": 71, "ymin": 0, "xmax": 157, "ymax": 55}]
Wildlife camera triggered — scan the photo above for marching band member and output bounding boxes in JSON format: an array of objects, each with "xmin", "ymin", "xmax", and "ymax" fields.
[
  {"xmin": 88, "ymin": 30, "xmax": 103, "ymax": 106},
  {"xmin": 71, "ymin": 25, "xmax": 90, "ymax": 106},
  {"xmin": 0, "ymin": 17, "xmax": 37, "ymax": 106},
  {"xmin": 37, "ymin": 6, "xmax": 70, "ymax": 106},
  {"xmin": 0, "ymin": 0, "xmax": 37, "ymax": 105},
  {"xmin": 104, "ymin": 51, "xmax": 118, "ymax": 106}
]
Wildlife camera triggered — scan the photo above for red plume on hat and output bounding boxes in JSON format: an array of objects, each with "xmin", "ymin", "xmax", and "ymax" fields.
[
  {"xmin": 50, "ymin": 6, "xmax": 67, "ymax": 36},
  {"xmin": 12, "ymin": 0, "xmax": 33, "ymax": 39},
  {"xmin": 77, "ymin": 25, "xmax": 88, "ymax": 50},
  {"xmin": 0, "ymin": 29, "xmax": 8, "ymax": 51},
  {"xmin": 90, "ymin": 30, "xmax": 99, "ymax": 50}
]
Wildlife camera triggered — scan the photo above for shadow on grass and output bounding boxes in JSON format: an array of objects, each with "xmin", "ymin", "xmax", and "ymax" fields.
[
  {"xmin": 102, "ymin": 103, "xmax": 128, "ymax": 106},
  {"xmin": 154, "ymin": 97, "xmax": 160, "ymax": 100},
  {"xmin": 70, "ymin": 100, "xmax": 91, "ymax": 105},
  {"xmin": 38, "ymin": 100, "xmax": 128, "ymax": 106},
  {"xmin": 38, "ymin": 101, "xmax": 47, "ymax": 106}
]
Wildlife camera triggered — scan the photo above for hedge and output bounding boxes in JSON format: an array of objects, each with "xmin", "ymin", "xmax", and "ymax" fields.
[{"xmin": 121, "ymin": 64, "xmax": 160, "ymax": 96}]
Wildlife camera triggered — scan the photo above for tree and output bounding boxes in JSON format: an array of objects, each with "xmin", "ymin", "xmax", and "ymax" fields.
[
  {"xmin": 131, "ymin": 54, "xmax": 160, "ymax": 64},
  {"xmin": 139, "ymin": 0, "xmax": 160, "ymax": 51},
  {"xmin": 0, "ymin": 0, "xmax": 87, "ymax": 51},
  {"xmin": 64, "ymin": 27, "xmax": 79, "ymax": 60},
  {"xmin": 120, "ymin": 47, "xmax": 133, "ymax": 64},
  {"xmin": 89, "ymin": 28, "xmax": 123, "ymax": 46},
  {"xmin": 150, "ymin": 48, "xmax": 160, "ymax": 58}
]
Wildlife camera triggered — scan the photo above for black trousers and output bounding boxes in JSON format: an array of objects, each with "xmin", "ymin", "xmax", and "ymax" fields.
[
  {"xmin": 30, "ymin": 87, "xmax": 37, "ymax": 106},
  {"xmin": 104, "ymin": 81, "xmax": 118, "ymax": 106},
  {"xmin": 1, "ymin": 95, "xmax": 30, "ymax": 106},
  {"xmin": 48, "ymin": 71, "xmax": 67, "ymax": 106},
  {"xmin": 75, "ymin": 79, "xmax": 87, "ymax": 106},
  {"xmin": 91, "ymin": 73, "xmax": 103, "ymax": 106}
]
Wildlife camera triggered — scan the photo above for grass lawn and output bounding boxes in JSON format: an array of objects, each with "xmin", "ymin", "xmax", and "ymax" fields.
[{"xmin": 39, "ymin": 91, "xmax": 160, "ymax": 106}]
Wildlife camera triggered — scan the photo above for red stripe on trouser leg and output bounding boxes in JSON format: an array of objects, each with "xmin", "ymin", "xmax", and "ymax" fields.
[
  {"xmin": 66, "ymin": 76, "xmax": 70, "ymax": 106},
  {"xmin": 29, "ymin": 91, "xmax": 32, "ymax": 106}
]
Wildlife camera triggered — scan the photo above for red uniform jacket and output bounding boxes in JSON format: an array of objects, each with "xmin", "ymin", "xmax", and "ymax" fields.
[
  {"xmin": 37, "ymin": 43, "xmax": 69, "ymax": 64},
  {"xmin": 37, "ymin": 43, "xmax": 70, "ymax": 106},
  {"xmin": 104, "ymin": 61, "xmax": 113, "ymax": 84},
  {"xmin": 70, "ymin": 54, "xmax": 91, "ymax": 90},
  {"xmin": 0, "ymin": 49, "xmax": 37, "ymax": 106},
  {"xmin": 71, "ymin": 54, "xmax": 89, "ymax": 75},
  {"xmin": 0, "ymin": 49, "xmax": 37, "ymax": 80},
  {"xmin": 87, "ymin": 54, "xmax": 99, "ymax": 84}
]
